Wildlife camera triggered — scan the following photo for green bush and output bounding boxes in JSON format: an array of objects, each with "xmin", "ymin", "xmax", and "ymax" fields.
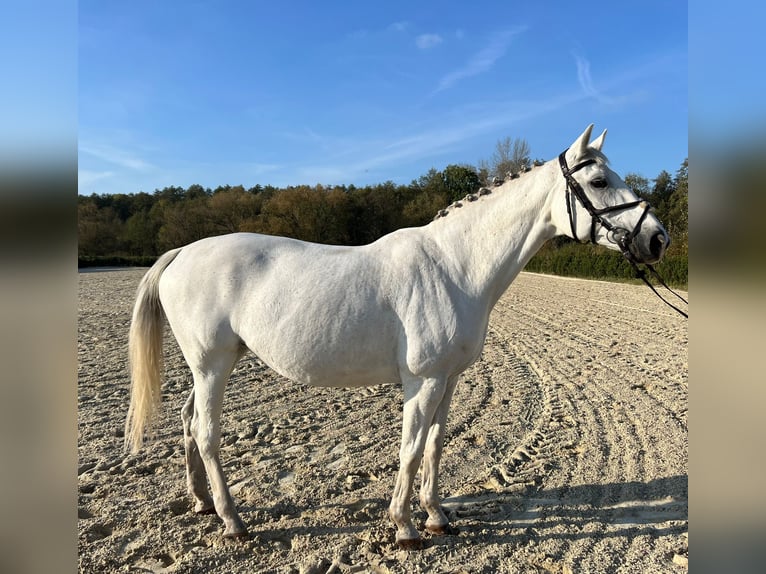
[{"xmin": 525, "ymin": 242, "xmax": 687, "ymax": 288}]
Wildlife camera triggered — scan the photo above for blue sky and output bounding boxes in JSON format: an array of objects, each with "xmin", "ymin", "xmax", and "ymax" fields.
[
  {"xmin": 78, "ymin": 1, "xmax": 688, "ymax": 195},
  {"xmin": 689, "ymin": 2, "xmax": 766, "ymax": 144}
]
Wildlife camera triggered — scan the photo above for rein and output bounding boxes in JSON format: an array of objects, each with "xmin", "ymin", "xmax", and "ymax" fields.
[{"xmin": 558, "ymin": 151, "xmax": 688, "ymax": 319}]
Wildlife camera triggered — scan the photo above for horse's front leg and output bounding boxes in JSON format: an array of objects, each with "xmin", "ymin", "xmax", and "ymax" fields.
[
  {"xmin": 419, "ymin": 375, "xmax": 458, "ymax": 535},
  {"xmin": 389, "ymin": 376, "xmax": 446, "ymax": 549}
]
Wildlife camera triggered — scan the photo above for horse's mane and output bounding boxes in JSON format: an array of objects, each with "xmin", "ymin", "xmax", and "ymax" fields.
[{"xmin": 432, "ymin": 160, "xmax": 545, "ymax": 221}]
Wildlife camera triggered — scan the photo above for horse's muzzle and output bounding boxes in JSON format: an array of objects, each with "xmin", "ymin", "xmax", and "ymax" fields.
[{"xmin": 632, "ymin": 228, "xmax": 670, "ymax": 264}]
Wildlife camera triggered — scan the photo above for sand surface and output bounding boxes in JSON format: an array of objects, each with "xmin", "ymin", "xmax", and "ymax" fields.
[{"xmin": 78, "ymin": 269, "xmax": 687, "ymax": 573}]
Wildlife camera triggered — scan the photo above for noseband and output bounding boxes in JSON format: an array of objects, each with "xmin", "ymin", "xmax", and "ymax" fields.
[{"xmin": 558, "ymin": 150, "xmax": 688, "ymax": 318}]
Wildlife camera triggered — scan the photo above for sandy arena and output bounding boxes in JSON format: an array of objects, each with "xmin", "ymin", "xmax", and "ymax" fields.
[{"xmin": 78, "ymin": 268, "xmax": 687, "ymax": 573}]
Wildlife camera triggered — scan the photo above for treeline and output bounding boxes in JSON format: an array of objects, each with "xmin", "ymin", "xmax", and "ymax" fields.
[
  {"xmin": 78, "ymin": 164, "xmax": 482, "ymax": 261},
  {"xmin": 78, "ymin": 159, "xmax": 688, "ymax": 286}
]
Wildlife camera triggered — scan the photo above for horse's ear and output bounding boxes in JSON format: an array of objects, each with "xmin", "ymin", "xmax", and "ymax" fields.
[
  {"xmin": 568, "ymin": 124, "xmax": 594, "ymax": 162},
  {"xmin": 590, "ymin": 129, "xmax": 607, "ymax": 151}
]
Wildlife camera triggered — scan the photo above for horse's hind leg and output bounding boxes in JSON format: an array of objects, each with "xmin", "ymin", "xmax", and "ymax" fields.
[
  {"xmin": 420, "ymin": 375, "xmax": 458, "ymax": 535},
  {"xmin": 188, "ymin": 348, "xmax": 248, "ymax": 538},
  {"xmin": 181, "ymin": 390, "xmax": 215, "ymax": 514}
]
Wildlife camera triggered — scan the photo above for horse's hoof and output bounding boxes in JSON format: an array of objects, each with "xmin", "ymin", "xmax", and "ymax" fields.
[
  {"xmin": 195, "ymin": 507, "xmax": 217, "ymax": 516},
  {"xmin": 397, "ymin": 537, "xmax": 423, "ymax": 551},
  {"xmin": 426, "ymin": 523, "xmax": 459, "ymax": 536},
  {"xmin": 223, "ymin": 530, "xmax": 251, "ymax": 541}
]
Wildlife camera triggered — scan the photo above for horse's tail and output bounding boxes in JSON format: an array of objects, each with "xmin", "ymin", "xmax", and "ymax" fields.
[{"xmin": 125, "ymin": 247, "xmax": 183, "ymax": 453}]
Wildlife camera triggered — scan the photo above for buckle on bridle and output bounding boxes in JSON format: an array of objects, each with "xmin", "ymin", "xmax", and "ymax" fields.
[{"xmin": 606, "ymin": 227, "xmax": 629, "ymax": 246}]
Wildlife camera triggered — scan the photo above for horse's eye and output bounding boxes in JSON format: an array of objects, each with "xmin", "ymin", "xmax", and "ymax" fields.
[{"xmin": 591, "ymin": 178, "xmax": 608, "ymax": 189}]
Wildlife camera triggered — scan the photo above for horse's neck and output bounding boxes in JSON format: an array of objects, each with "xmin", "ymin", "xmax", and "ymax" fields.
[{"xmin": 427, "ymin": 164, "xmax": 558, "ymax": 308}]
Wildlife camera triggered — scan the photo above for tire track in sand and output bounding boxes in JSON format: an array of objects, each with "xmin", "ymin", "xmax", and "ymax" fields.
[{"xmin": 488, "ymin": 273, "xmax": 687, "ymax": 573}]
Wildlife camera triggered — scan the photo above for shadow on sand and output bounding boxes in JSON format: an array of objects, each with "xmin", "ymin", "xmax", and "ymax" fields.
[{"xmin": 238, "ymin": 474, "xmax": 687, "ymax": 547}]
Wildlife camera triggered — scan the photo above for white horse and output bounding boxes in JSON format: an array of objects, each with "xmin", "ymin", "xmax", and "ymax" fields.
[{"xmin": 125, "ymin": 125, "xmax": 670, "ymax": 549}]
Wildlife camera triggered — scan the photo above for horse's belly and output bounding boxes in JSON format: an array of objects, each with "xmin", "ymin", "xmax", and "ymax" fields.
[
  {"xmin": 259, "ymin": 344, "xmax": 400, "ymax": 388},
  {"xmin": 240, "ymin": 311, "xmax": 401, "ymax": 388},
  {"xmin": 305, "ymin": 362, "xmax": 399, "ymax": 388}
]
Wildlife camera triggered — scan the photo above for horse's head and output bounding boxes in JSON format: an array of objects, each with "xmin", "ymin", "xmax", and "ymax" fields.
[{"xmin": 552, "ymin": 125, "xmax": 670, "ymax": 265}]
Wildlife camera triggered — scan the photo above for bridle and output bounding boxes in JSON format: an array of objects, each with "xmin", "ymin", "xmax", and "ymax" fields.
[
  {"xmin": 558, "ymin": 150, "xmax": 688, "ymax": 318},
  {"xmin": 558, "ymin": 151, "xmax": 651, "ymax": 256}
]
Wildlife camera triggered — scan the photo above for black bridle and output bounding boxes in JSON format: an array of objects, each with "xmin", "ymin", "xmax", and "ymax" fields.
[{"xmin": 558, "ymin": 150, "xmax": 688, "ymax": 318}]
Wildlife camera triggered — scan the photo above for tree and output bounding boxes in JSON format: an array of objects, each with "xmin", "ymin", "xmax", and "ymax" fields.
[
  {"xmin": 443, "ymin": 164, "xmax": 481, "ymax": 203},
  {"xmin": 413, "ymin": 168, "xmax": 445, "ymax": 194},
  {"xmin": 78, "ymin": 201, "xmax": 123, "ymax": 256},
  {"xmin": 259, "ymin": 186, "xmax": 342, "ymax": 243},
  {"xmin": 129, "ymin": 191, "xmax": 156, "ymax": 215},
  {"xmin": 624, "ymin": 173, "xmax": 650, "ymax": 199},
  {"xmin": 123, "ymin": 209, "xmax": 160, "ymax": 255},
  {"xmin": 475, "ymin": 160, "xmax": 491, "ymax": 186},
  {"xmin": 153, "ymin": 185, "xmax": 187, "ymax": 203},
  {"xmin": 211, "ymin": 184, "xmax": 231, "ymax": 196},
  {"xmin": 402, "ymin": 169, "xmax": 449, "ymax": 226},
  {"xmin": 402, "ymin": 191, "xmax": 447, "ymax": 227},
  {"xmin": 347, "ymin": 182, "xmax": 408, "ymax": 244},
  {"xmin": 187, "ymin": 184, "xmax": 211, "ymax": 199},
  {"xmin": 665, "ymin": 159, "xmax": 688, "ymax": 244},
  {"xmin": 489, "ymin": 137, "xmax": 530, "ymax": 179},
  {"xmin": 651, "ymin": 170, "xmax": 675, "ymax": 204},
  {"xmin": 208, "ymin": 186, "xmax": 263, "ymax": 233},
  {"xmin": 156, "ymin": 197, "xmax": 215, "ymax": 251},
  {"xmin": 107, "ymin": 193, "xmax": 138, "ymax": 222}
]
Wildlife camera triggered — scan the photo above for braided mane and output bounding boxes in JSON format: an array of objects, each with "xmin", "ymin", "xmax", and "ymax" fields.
[{"xmin": 432, "ymin": 160, "xmax": 546, "ymax": 221}]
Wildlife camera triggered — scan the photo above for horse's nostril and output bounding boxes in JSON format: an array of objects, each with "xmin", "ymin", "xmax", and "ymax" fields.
[{"xmin": 649, "ymin": 232, "xmax": 668, "ymax": 259}]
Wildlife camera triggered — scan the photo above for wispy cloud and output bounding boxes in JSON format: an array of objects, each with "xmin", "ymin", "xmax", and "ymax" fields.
[
  {"xmin": 389, "ymin": 21, "xmax": 410, "ymax": 33},
  {"xmin": 78, "ymin": 169, "xmax": 114, "ymax": 189},
  {"xmin": 434, "ymin": 25, "xmax": 527, "ymax": 93},
  {"xmin": 574, "ymin": 54, "xmax": 618, "ymax": 105},
  {"xmin": 249, "ymin": 162, "xmax": 282, "ymax": 176},
  {"xmin": 291, "ymin": 90, "xmax": 585, "ymax": 185},
  {"xmin": 281, "ymin": 126, "xmax": 327, "ymax": 145},
  {"xmin": 79, "ymin": 141, "xmax": 156, "ymax": 171},
  {"xmin": 416, "ymin": 33, "xmax": 443, "ymax": 50}
]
